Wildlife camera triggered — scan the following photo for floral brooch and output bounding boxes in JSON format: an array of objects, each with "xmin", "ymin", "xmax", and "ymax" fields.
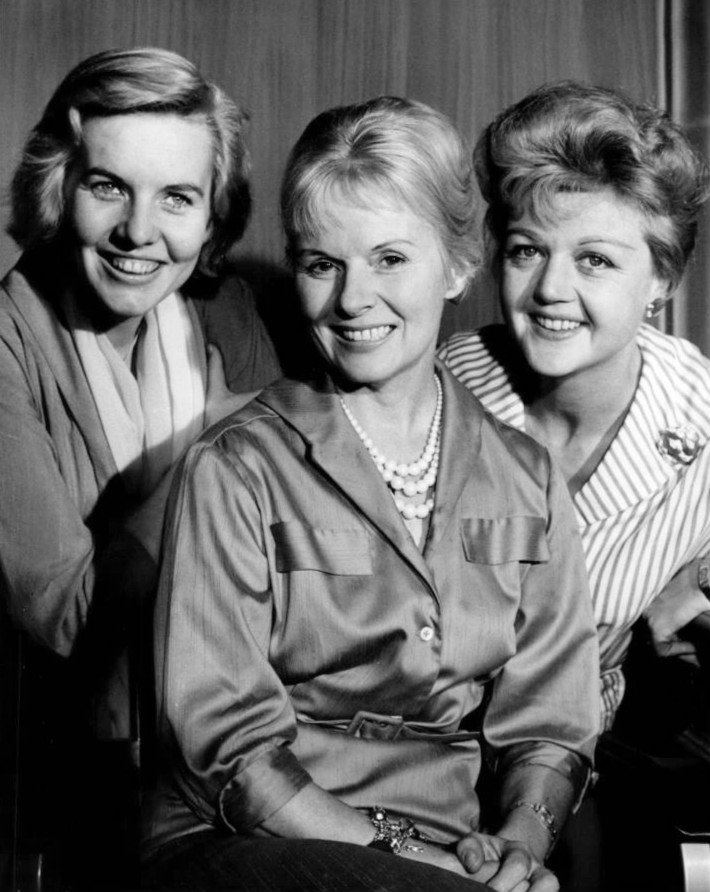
[{"xmin": 656, "ymin": 425, "xmax": 702, "ymax": 465}]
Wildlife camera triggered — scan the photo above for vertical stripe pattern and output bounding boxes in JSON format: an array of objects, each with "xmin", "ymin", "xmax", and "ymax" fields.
[{"xmin": 439, "ymin": 324, "xmax": 710, "ymax": 727}]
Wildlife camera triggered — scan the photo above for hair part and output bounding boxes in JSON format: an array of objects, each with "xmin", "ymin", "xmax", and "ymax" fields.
[
  {"xmin": 8, "ymin": 47, "xmax": 251, "ymax": 275},
  {"xmin": 280, "ymin": 96, "xmax": 481, "ymax": 286},
  {"xmin": 474, "ymin": 80, "xmax": 710, "ymax": 290}
]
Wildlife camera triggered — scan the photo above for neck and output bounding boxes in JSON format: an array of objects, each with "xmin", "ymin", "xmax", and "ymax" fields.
[
  {"xmin": 337, "ymin": 369, "xmax": 440, "ymax": 463},
  {"xmin": 525, "ymin": 345, "xmax": 641, "ymax": 442},
  {"xmin": 105, "ymin": 315, "xmax": 144, "ymax": 360}
]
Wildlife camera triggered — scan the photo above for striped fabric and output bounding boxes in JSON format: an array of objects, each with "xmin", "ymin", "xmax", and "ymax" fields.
[{"xmin": 439, "ymin": 323, "xmax": 710, "ymax": 728}]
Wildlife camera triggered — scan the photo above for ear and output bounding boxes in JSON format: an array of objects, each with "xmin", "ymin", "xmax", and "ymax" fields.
[
  {"xmin": 646, "ymin": 276, "xmax": 673, "ymax": 317},
  {"xmin": 444, "ymin": 265, "xmax": 470, "ymax": 302},
  {"xmin": 202, "ymin": 217, "xmax": 214, "ymax": 246}
]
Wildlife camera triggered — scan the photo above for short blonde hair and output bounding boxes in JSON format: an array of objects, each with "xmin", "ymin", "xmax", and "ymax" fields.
[
  {"xmin": 281, "ymin": 96, "xmax": 480, "ymax": 282},
  {"xmin": 9, "ymin": 47, "xmax": 250, "ymax": 275},
  {"xmin": 475, "ymin": 81, "xmax": 709, "ymax": 289}
]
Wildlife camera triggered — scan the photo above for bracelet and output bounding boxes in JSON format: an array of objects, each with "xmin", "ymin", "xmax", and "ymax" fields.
[
  {"xmin": 367, "ymin": 806, "xmax": 424, "ymax": 855},
  {"xmin": 509, "ymin": 799, "xmax": 559, "ymax": 843}
]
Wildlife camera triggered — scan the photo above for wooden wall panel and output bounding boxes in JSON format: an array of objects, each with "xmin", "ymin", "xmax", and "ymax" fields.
[
  {"xmin": 667, "ymin": 0, "xmax": 710, "ymax": 352},
  {"xmin": 0, "ymin": 0, "xmax": 665, "ymax": 340}
]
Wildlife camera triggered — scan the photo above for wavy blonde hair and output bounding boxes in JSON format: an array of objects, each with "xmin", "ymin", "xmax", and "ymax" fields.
[
  {"xmin": 281, "ymin": 96, "xmax": 480, "ymax": 285},
  {"xmin": 9, "ymin": 47, "xmax": 250, "ymax": 275},
  {"xmin": 475, "ymin": 80, "xmax": 709, "ymax": 290}
]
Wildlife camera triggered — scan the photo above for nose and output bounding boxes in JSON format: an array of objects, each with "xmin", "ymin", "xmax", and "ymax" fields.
[
  {"xmin": 114, "ymin": 198, "xmax": 158, "ymax": 248},
  {"xmin": 534, "ymin": 256, "xmax": 570, "ymax": 304},
  {"xmin": 336, "ymin": 267, "xmax": 375, "ymax": 317}
]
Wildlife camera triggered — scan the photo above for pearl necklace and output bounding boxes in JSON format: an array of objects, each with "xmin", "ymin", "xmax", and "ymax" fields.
[{"xmin": 339, "ymin": 376, "xmax": 442, "ymax": 520}]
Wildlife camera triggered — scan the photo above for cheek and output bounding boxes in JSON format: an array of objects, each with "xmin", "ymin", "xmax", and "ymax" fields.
[
  {"xmin": 166, "ymin": 218, "xmax": 212, "ymax": 264},
  {"xmin": 295, "ymin": 281, "xmax": 331, "ymax": 323},
  {"xmin": 70, "ymin": 197, "xmax": 113, "ymax": 247},
  {"xmin": 499, "ymin": 270, "xmax": 525, "ymax": 310}
]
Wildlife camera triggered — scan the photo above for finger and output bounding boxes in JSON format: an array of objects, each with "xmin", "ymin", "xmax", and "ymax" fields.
[
  {"xmin": 486, "ymin": 848, "xmax": 533, "ymax": 892},
  {"xmin": 456, "ymin": 835, "xmax": 487, "ymax": 873},
  {"xmin": 655, "ymin": 638, "xmax": 699, "ymax": 660},
  {"xmin": 467, "ymin": 861, "xmax": 502, "ymax": 884},
  {"xmin": 526, "ymin": 865, "xmax": 560, "ymax": 892}
]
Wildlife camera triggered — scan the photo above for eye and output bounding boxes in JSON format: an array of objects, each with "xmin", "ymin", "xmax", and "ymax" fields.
[
  {"xmin": 163, "ymin": 191, "xmax": 194, "ymax": 211},
  {"xmin": 379, "ymin": 252, "xmax": 406, "ymax": 269},
  {"xmin": 505, "ymin": 243, "xmax": 541, "ymax": 265},
  {"xmin": 89, "ymin": 179, "xmax": 123, "ymax": 201},
  {"xmin": 300, "ymin": 258, "xmax": 339, "ymax": 278},
  {"xmin": 579, "ymin": 252, "xmax": 613, "ymax": 271}
]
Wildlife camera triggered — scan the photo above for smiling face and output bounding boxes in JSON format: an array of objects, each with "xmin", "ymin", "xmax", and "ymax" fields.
[
  {"xmin": 500, "ymin": 188, "xmax": 669, "ymax": 386},
  {"xmin": 67, "ymin": 112, "xmax": 213, "ymax": 348},
  {"xmin": 293, "ymin": 189, "xmax": 466, "ymax": 395}
]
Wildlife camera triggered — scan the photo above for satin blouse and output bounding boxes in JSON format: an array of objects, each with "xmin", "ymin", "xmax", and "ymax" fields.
[{"xmin": 144, "ymin": 368, "xmax": 600, "ymax": 855}]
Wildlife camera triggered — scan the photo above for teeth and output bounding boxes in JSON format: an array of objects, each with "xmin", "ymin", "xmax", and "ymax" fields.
[
  {"xmin": 109, "ymin": 257, "xmax": 160, "ymax": 275},
  {"xmin": 340, "ymin": 326, "xmax": 392, "ymax": 342},
  {"xmin": 534, "ymin": 316, "xmax": 581, "ymax": 332}
]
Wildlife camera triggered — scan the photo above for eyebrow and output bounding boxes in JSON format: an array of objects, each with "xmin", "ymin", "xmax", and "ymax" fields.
[
  {"xmin": 296, "ymin": 239, "xmax": 416, "ymax": 254},
  {"xmin": 506, "ymin": 226, "xmax": 636, "ymax": 251},
  {"xmin": 82, "ymin": 167, "xmax": 207, "ymax": 198}
]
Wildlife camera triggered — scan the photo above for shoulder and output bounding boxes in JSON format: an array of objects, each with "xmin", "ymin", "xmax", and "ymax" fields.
[
  {"xmin": 438, "ymin": 325, "xmax": 514, "ymax": 388},
  {"xmin": 191, "ymin": 377, "xmax": 303, "ymax": 455},
  {"xmin": 188, "ymin": 273, "xmax": 281, "ymax": 390},
  {"xmin": 0, "ymin": 262, "xmax": 48, "ymax": 352},
  {"xmin": 438, "ymin": 324, "xmax": 505, "ymax": 367},
  {"xmin": 638, "ymin": 324, "xmax": 710, "ymax": 428},
  {"xmin": 483, "ymin": 402, "xmax": 553, "ymax": 482},
  {"xmin": 442, "ymin": 365, "xmax": 552, "ymax": 486},
  {"xmin": 638, "ymin": 323, "xmax": 710, "ymax": 370},
  {"xmin": 187, "ymin": 273, "xmax": 260, "ymax": 329}
]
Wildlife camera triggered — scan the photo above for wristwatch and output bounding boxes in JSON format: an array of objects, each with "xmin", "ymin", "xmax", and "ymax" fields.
[{"xmin": 697, "ymin": 558, "xmax": 710, "ymax": 601}]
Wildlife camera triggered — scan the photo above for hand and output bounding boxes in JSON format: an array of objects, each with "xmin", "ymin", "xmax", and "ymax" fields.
[
  {"xmin": 205, "ymin": 344, "xmax": 260, "ymax": 428},
  {"xmin": 456, "ymin": 832, "xmax": 559, "ymax": 892},
  {"xmin": 399, "ymin": 839, "xmax": 473, "ymax": 878},
  {"xmin": 645, "ymin": 560, "xmax": 708, "ymax": 666},
  {"xmin": 651, "ymin": 632, "xmax": 699, "ymax": 664}
]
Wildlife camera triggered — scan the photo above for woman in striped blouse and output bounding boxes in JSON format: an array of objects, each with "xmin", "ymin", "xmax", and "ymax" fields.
[{"xmin": 438, "ymin": 81, "xmax": 710, "ymax": 890}]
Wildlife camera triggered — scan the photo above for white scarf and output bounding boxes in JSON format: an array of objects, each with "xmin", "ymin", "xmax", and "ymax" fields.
[{"xmin": 65, "ymin": 291, "xmax": 207, "ymax": 498}]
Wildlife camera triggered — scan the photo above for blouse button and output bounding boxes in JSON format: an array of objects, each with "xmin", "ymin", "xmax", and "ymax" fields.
[{"xmin": 419, "ymin": 626, "xmax": 435, "ymax": 642}]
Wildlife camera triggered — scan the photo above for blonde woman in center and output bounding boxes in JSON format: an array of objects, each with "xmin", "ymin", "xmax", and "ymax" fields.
[{"xmin": 142, "ymin": 97, "xmax": 599, "ymax": 892}]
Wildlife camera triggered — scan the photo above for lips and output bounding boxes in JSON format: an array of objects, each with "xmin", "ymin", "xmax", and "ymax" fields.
[
  {"xmin": 532, "ymin": 314, "xmax": 583, "ymax": 332},
  {"xmin": 101, "ymin": 253, "xmax": 162, "ymax": 276},
  {"xmin": 337, "ymin": 325, "xmax": 394, "ymax": 342}
]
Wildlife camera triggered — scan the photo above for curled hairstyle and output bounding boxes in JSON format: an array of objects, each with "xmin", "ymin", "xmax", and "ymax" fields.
[
  {"xmin": 8, "ymin": 47, "xmax": 251, "ymax": 274},
  {"xmin": 280, "ymin": 96, "xmax": 480, "ymax": 283},
  {"xmin": 475, "ymin": 80, "xmax": 710, "ymax": 289}
]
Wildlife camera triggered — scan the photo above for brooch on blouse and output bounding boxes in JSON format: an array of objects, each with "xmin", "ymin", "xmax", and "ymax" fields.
[{"xmin": 656, "ymin": 425, "xmax": 702, "ymax": 465}]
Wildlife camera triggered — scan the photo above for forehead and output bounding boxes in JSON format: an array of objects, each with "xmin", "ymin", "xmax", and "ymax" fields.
[
  {"xmin": 79, "ymin": 112, "xmax": 214, "ymax": 185},
  {"xmin": 299, "ymin": 179, "xmax": 437, "ymax": 236},
  {"xmin": 298, "ymin": 184, "xmax": 439, "ymax": 247},
  {"xmin": 509, "ymin": 188, "xmax": 651, "ymax": 242}
]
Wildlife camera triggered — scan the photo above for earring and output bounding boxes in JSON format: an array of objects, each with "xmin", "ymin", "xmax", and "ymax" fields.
[{"xmin": 646, "ymin": 299, "xmax": 663, "ymax": 319}]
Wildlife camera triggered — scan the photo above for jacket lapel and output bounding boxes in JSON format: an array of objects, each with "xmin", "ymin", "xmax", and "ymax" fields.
[
  {"xmin": 425, "ymin": 365, "xmax": 483, "ymax": 557},
  {"xmin": 4, "ymin": 262, "xmax": 119, "ymax": 490},
  {"xmin": 257, "ymin": 377, "xmax": 439, "ymax": 594}
]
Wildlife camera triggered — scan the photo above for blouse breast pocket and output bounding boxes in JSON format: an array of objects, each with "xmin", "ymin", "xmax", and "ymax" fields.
[
  {"xmin": 460, "ymin": 516, "xmax": 550, "ymax": 566},
  {"xmin": 455, "ymin": 516, "xmax": 551, "ymax": 670},
  {"xmin": 271, "ymin": 520, "xmax": 373, "ymax": 576}
]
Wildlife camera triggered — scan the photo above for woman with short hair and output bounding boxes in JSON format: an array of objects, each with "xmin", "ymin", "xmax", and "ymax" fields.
[
  {"xmin": 2, "ymin": 46, "xmax": 279, "ymax": 657},
  {"xmin": 0, "ymin": 47, "xmax": 279, "ymax": 884},
  {"xmin": 438, "ymin": 81, "xmax": 710, "ymax": 891},
  {"xmin": 439, "ymin": 80, "xmax": 710, "ymax": 733},
  {"xmin": 142, "ymin": 96, "xmax": 599, "ymax": 892}
]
